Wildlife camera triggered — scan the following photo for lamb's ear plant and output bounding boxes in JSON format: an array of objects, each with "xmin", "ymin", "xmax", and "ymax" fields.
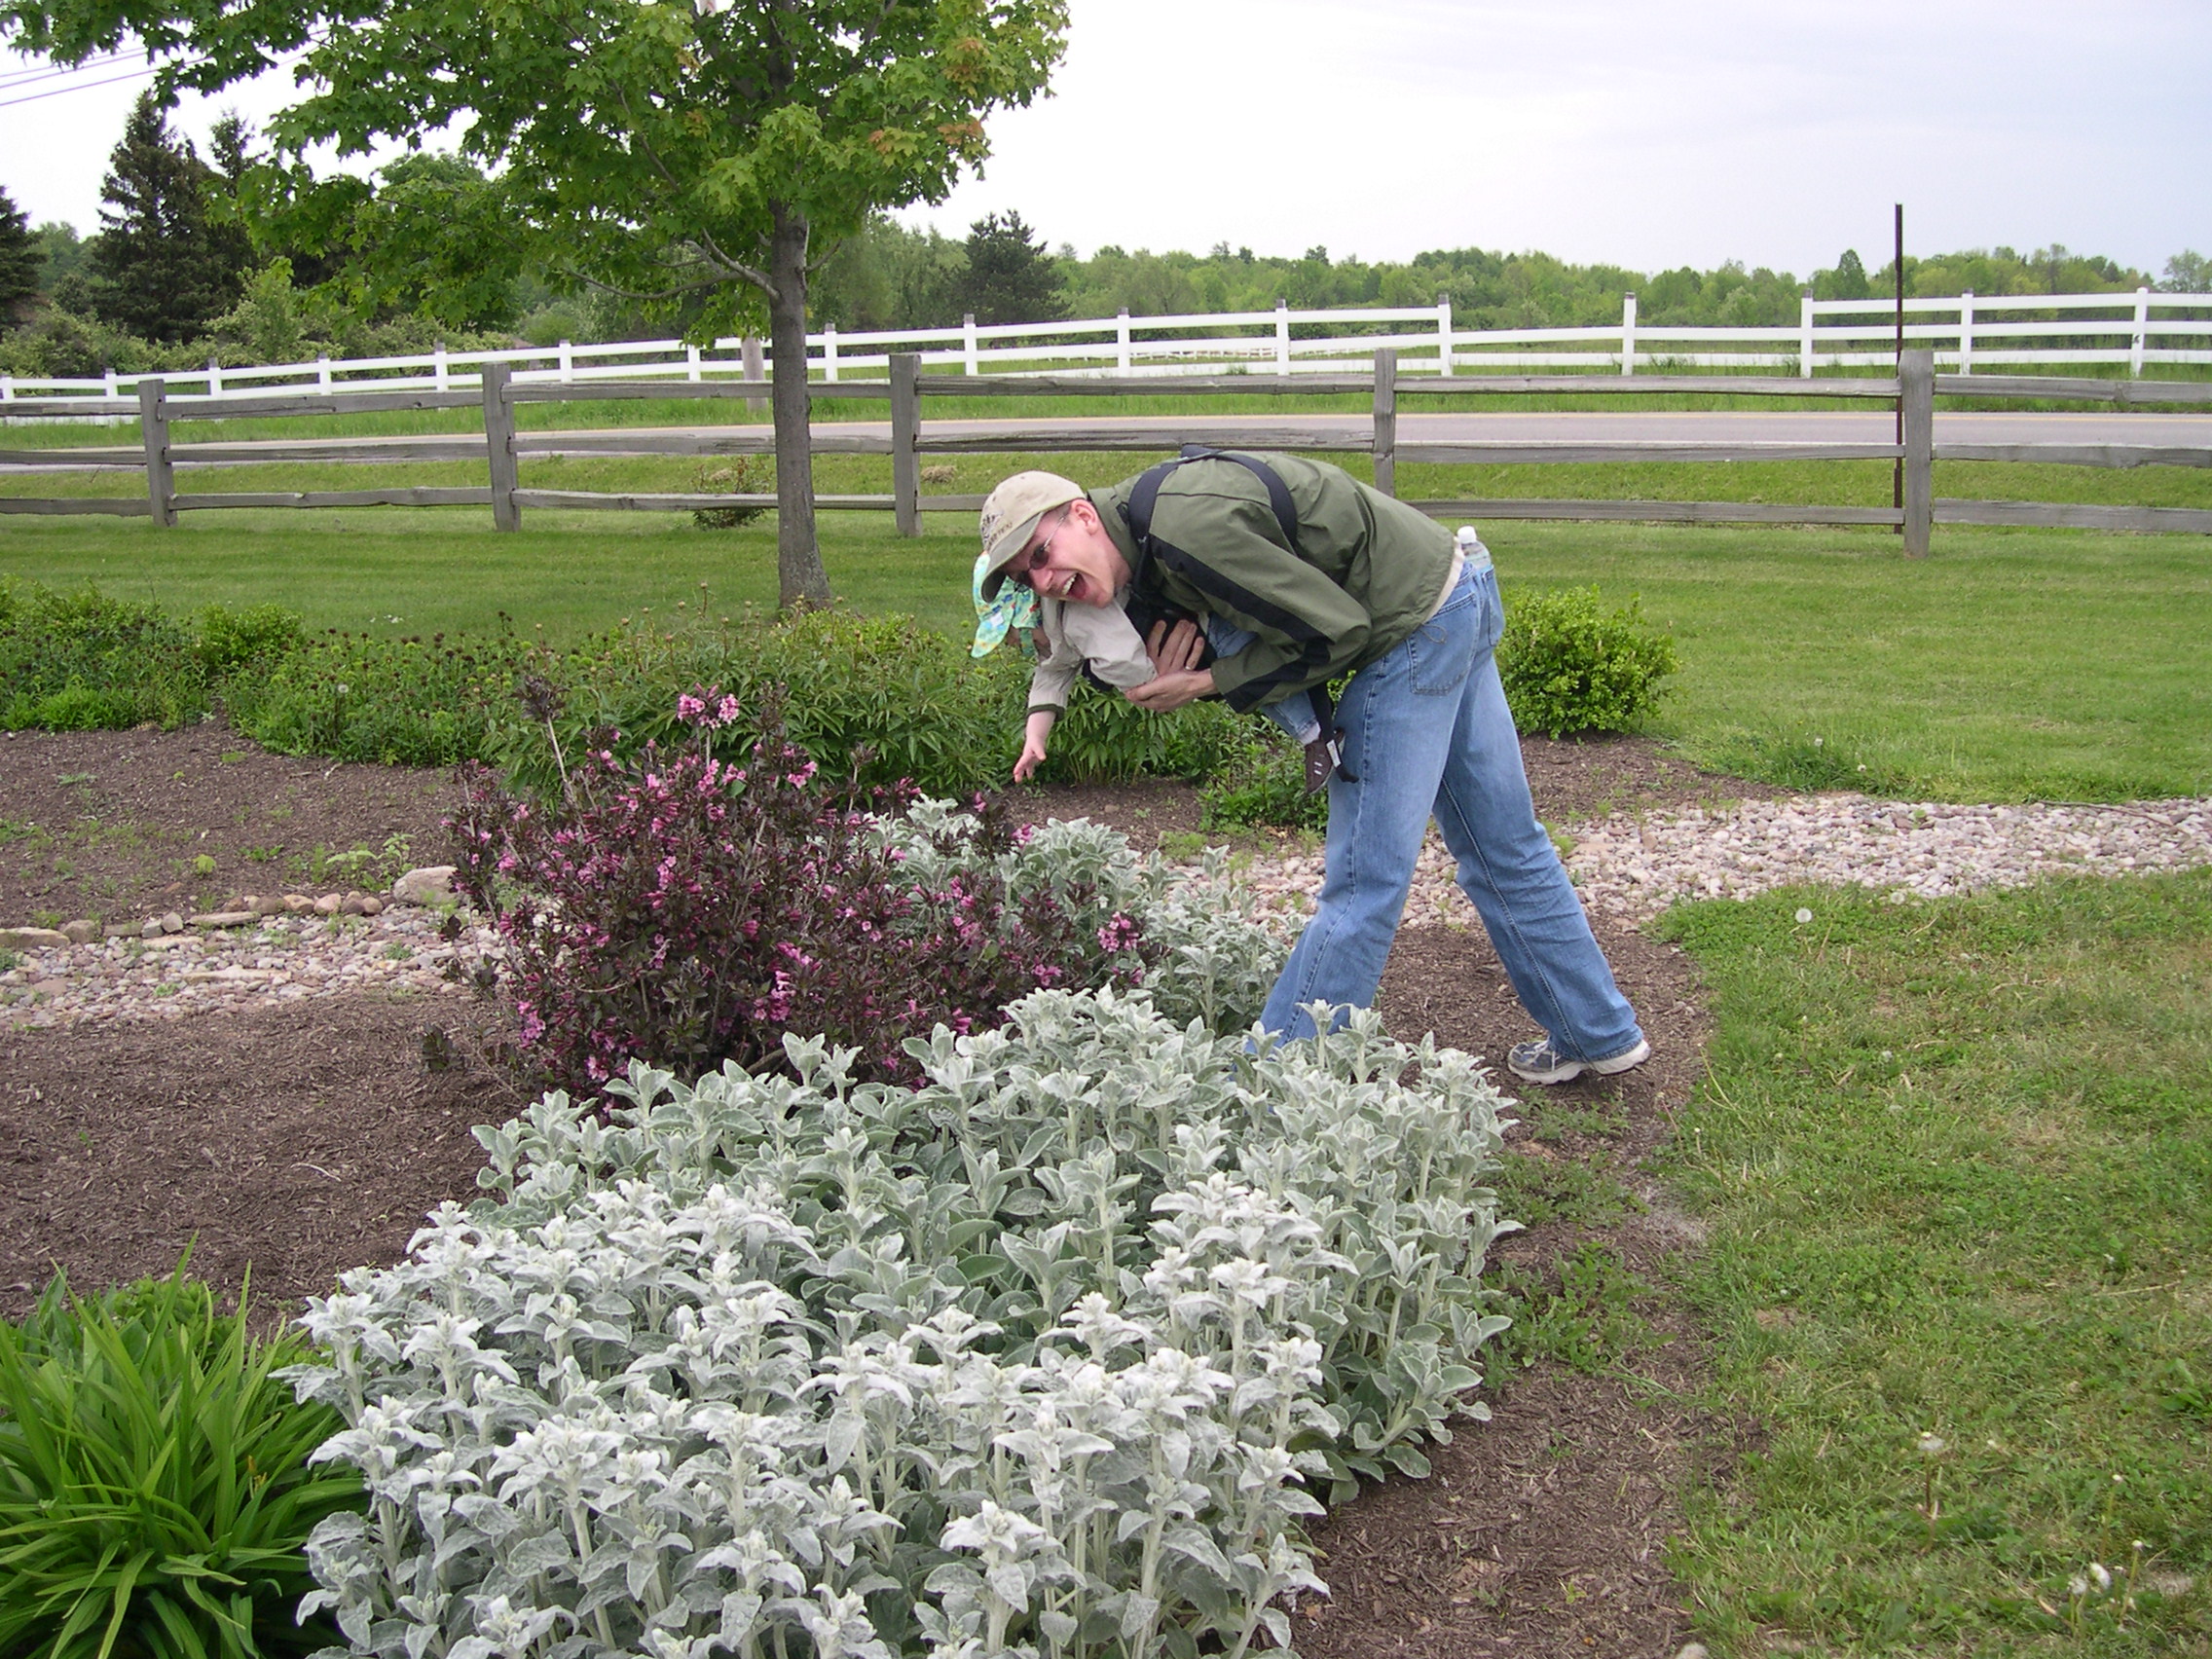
[
  {"xmin": 0, "ymin": 1257, "xmax": 366, "ymax": 1659},
  {"xmin": 294, "ymin": 988, "xmax": 1519, "ymax": 1657}
]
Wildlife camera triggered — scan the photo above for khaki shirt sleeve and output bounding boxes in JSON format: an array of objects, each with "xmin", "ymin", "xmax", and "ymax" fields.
[{"xmin": 1151, "ymin": 495, "xmax": 1373, "ymax": 710}]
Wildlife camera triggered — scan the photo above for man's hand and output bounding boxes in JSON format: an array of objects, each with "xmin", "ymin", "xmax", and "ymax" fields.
[
  {"xmin": 1013, "ymin": 735, "xmax": 1050, "ymax": 782},
  {"xmin": 1125, "ymin": 668, "xmax": 1215, "ymax": 712},
  {"xmin": 1146, "ymin": 617, "xmax": 1206, "ymax": 675}
]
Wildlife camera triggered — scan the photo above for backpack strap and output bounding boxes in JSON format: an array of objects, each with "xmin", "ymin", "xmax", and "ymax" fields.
[{"xmin": 1124, "ymin": 445, "xmax": 1306, "ymax": 564}]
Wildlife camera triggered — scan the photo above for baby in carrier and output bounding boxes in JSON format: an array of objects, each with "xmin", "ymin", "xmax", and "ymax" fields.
[{"xmin": 972, "ymin": 550, "xmax": 1346, "ymax": 791}]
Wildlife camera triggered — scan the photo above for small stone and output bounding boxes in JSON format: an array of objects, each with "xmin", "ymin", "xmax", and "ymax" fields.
[
  {"xmin": 313, "ymin": 894, "xmax": 343, "ymax": 916},
  {"xmin": 62, "ymin": 920, "xmax": 99, "ymax": 945},
  {"xmin": 250, "ymin": 895, "xmax": 288, "ymax": 916},
  {"xmin": 1675, "ymin": 1646, "xmax": 1711, "ymax": 1659},
  {"xmin": 104, "ymin": 923, "xmax": 139, "ymax": 939},
  {"xmin": 340, "ymin": 894, "xmax": 368, "ymax": 916},
  {"xmin": 189, "ymin": 911, "xmax": 256, "ymax": 930},
  {"xmin": 141, "ymin": 918, "xmax": 165, "ymax": 939},
  {"xmin": 359, "ymin": 896, "xmax": 384, "ymax": 917},
  {"xmin": 0, "ymin": 927, "xmax": 70, "ymax": 949},
  {"xmin": 283, "ymin": 895, "xmax": 315, "ymax": 914},
  {"xmin": 159, "ymin": 912, "xmax": 184, "ymax": 935},
  {"xmin": 391, "ymin": 866, "xmax": 458, "ymax": 905}
]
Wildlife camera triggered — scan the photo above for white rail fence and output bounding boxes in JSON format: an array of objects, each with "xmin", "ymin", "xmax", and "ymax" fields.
[{"xmin": 5, "ymin": 290, "xmax": 2210, "ymax": 406}]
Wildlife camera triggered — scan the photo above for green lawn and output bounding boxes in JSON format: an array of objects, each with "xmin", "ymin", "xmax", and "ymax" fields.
[
  {"xmin": 4, "ymin": 505, "xmax": 2203, "ymax": 803},
  {"xmin": 1658, "ymin": 871, "xmax": 2212, "ymax": 1656}
]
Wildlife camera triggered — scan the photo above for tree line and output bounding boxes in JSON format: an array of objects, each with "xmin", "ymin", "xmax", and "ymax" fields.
[{"xmin": 7, "ymin": 99, "xmax": 2201, "ymax": 380}]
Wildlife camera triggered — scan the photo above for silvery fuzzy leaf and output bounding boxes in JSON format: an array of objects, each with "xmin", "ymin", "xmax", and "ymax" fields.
[
  {"xmin": 1117, "ymin": 1590, "xmax": 1161, "ymax": 1642},
  {"xmin": 453, "ymin": 1493, "xmax": 525, "ymax": 1537},
  {"xmin": 1114, "ymin": 1510, "xmax": 1151, "ymax": 1544},
  {"xmin": 1163, "ymin": 1525, "xmax": 1233, "ymax": 1579},
  {"xmin": 715, "ymin": 1590, "xmax": 764, "ymax": 1641},
  {"xmin": 1038, "ymin": 1608, "xmax": 1079, "ymax": 1644},
  {"xmin": 504, "ymin": 1531, "xmax": 576, "ymax": 1576}
]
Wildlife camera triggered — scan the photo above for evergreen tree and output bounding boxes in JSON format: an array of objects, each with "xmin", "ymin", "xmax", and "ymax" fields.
[
  {"xmin": 956, "ymin": 210, "xmax": 1065, "ymax": 325},
  {"xmin": 87, "ymin": 91, "xmax": 250, "ymax": 342},
  {"xmin": 0, "ymin": 187, "xmax": 40, "ymax": 329}
]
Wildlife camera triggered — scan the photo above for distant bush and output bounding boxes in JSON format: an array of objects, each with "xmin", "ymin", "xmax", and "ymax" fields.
[
  {"xmin": 689, "ymin": 456, "xmax": 770, "ymax": 528},
  {"xmin": 1496, "ymin": 585, "xmax": 1679, "ymax": 739},
  {"xmin": 0, "ymin": 579, "xmax": 208, "ymax": 729},
  {"xmin": 240, "ymin": 627, "xmax": 531, "ymax": 766}
]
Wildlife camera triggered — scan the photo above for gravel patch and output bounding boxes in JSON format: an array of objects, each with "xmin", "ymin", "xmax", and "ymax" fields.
[
  {"xmin": 8, "ymin": 796, "xmax": 2206, "ymax": 1030},
  {"xmin": 1204, "ymin": 795, "xmax": 2212, "ymax": 934},
  {"xmin": 0, "ymin": 903, "xmax": 497, "ymax": 1030}
]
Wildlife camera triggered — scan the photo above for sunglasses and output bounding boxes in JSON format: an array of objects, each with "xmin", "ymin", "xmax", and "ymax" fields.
[{"xmin": 1007, "ymin": 510, "xmax": 1072, "ymax": 592}]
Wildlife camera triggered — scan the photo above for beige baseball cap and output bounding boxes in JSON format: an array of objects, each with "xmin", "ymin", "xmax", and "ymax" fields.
[{"xmin": 977, "ymin": 471, "xmax": 1087, "ymax": 599}]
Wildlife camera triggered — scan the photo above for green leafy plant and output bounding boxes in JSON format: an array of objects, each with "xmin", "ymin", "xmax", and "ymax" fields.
[
  {"xmin": 0, "ymin": 580, "xmax": 208, "ymax": 732},
  {"xmin": 0, "ymin": 1259, "xmax": 365, "ymax": 1658},
  {"xmin": 1199, "ymin": 727, "xmax": 1329, "ymax": 833},
  {"xmin": 688, "ymin": 458, "xmax": 770, "ymax": 529},
  {"xmin": 1496, "ymin": 585, "xmax": 1679, "ymax": 739},
  {"xmin": 240, "ymin": 628, "xmax": 530, "ymax": 766}
]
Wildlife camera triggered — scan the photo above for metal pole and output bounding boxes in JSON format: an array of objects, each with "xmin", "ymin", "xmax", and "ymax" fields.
[{"xmin": 1893, "ymin": 203, "xmax": 1904, "ymax": 526}]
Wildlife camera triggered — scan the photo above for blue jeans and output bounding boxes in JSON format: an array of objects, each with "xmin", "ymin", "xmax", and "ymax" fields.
[{"xmin": 1258, "ymin": 560, "xmax": 1644, "ymax": 1061}]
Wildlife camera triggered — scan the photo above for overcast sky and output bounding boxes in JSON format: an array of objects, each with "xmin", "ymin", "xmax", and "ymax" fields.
[{"xmin": 6, "ymin": 0, "xmax": 2207, "ymax": 281}]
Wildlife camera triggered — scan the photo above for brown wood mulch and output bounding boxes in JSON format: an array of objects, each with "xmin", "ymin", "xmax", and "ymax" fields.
[{"xmin": 1, "ymin": 728, "xmax": 1754, "ymax": 1659}]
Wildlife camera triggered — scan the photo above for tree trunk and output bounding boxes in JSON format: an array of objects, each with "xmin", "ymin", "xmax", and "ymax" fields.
[{"xmin": 767, "ymin": 204, "xmax": 831, "ymax": 609}]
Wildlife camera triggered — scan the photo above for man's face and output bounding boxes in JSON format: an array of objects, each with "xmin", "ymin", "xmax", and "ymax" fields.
[{"xmin": 1008, "ymin": 498, "xmax": 1129, "ymax": 607}]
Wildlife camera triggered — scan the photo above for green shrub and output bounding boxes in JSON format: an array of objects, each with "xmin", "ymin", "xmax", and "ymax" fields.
[
  {"xmin": 240, "ymin": 629, "xmax": 530, "ymax": 766},
  {"xmin": 1496, "ymin": 584, "xmax": 1679, "ymax": 739},
  {"xmin": 0, "ymin": 1260, "xmax": 364, "ymax": 1658},
  {"xmin": 194, "ymin": 603, "xmax": 308, "ymax": 683},
  {"xmin": 0, "ymin": 580, "xmax": 208, "ymax": 731},
  {"xmin": 688, "ymin": 457, "xmax": 770, "ymax": 529},
  {"xmin": 1040, "ymin": 678, "xmax": 1245, "ymax": 784},
  {"xmin": 1199, "ymin": 726, "xmax": 1329, "ymax": 832}
]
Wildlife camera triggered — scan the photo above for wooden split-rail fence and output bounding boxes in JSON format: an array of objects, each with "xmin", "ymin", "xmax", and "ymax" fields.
[{"xmin": 4, "ymin": 351, "xmax": 2211, "ymax": 555}]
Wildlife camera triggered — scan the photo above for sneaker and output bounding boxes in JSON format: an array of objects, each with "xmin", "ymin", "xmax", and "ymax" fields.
[
  {"xmin": 1506, "ymin": 1036, "xmax": 1651, "ymax": 1086},
  {"xmin": 1302, "ymin": 731, "xmax": 1343, "ymax": 794}
]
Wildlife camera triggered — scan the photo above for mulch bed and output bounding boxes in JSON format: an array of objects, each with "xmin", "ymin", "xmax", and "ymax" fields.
[{"xmin": 0, "ymin": 727, "xmax": 1757, "ymax": 1659}]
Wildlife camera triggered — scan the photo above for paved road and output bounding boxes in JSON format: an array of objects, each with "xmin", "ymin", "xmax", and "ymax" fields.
[{"xmin": 8, "ymin": 409, "xmax": 2211, "ymax": 469}]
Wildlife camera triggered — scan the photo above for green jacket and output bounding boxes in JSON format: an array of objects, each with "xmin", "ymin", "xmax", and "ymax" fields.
[{"xmin": 1091, "ymin": 453, "xmax": 1456, "ymax": 713}]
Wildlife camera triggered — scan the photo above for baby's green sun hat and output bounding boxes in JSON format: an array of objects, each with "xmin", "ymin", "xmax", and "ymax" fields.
[{"xmin": 971, "ymin": 547, "xmax": 1041, "ymax": 657}]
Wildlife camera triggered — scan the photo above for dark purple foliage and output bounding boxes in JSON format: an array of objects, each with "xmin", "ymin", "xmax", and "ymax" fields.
[{"xmin": 450, "ymin": 691, "xmax": 1149, "ymax": 1090}]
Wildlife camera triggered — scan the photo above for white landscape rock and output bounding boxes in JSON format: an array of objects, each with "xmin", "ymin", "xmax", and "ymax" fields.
[{"xmin": 390, "ymin": 865, "xmax": 458, "ymax": 905}]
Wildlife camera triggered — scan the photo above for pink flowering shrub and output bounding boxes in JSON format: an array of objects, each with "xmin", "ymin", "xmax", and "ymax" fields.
[{"xmin": 449, "ymin": 689, "xmax": 1152, "ymax": 1089}]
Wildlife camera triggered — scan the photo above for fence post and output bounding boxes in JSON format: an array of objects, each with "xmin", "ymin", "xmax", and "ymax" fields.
[
  {"xmin": 138, "ymin": 377, "xmax": 176, "ymax": 528},
  {"xmin": 1900, "ymin": 348, "xmax": 1933, "ymax": 558},
  {"xmin": 482, "ymin": 361, "xmax": 521, "ymax": 532},
  {"xmin": 823, "ymin": 324, "xmax": 838, "ymax": 383},
  {"xmin": 743, "ymin": 336, "xmax": 765, "ymax": 412},
  {"xmin": 891, "ymin": 352, "xmax": 922, "ymax": 538},
  {"xmin": 1799, "ymin": 288, "xmax": 1815, "ymax": 378},
  {"xmin": 556, "ymin": 340, "xmax": 573, "ymax": 384},
  {"xmin": 1274, "ymin": 300, "xmax": 1290, "ymax": 376},
  {"xmin": 1958, "ymin": 292, "xmax": 1974, "ymax": 376},
  {"xmin": 434, "ymin": 342, "xmax": 450, "ymax": 391},
  {"xmin": 1436, "ymin": 294, "xmax": 1454, "ymax": 376},
  {"xmin": 316, "ymin": 353, "xmax": 332, "ymax": 392},
  {"xmin": 104, "ymin": 368, "xmax": 119, "ymax": 398},
  {"xmin": 964, "ymin": 313, "xmax": 980, "ymax": 376},
  {"xmin": 207, "ymin": 357, "xmax": 223, "ymax": 397},
  {"xmin": 1116, "ymin": 309, "xmax": 1131, "ymax": 377},
  {"xmin": 2130, "ymin": 286, "xmax": 2150, "ymax": 379},
  {"xmin": 1620, "ymin": 291, "xmax": 1637, "ymax": 376},
  {"xmin": 1371, "ymin": 348, "xmax": 1398, "ymax": 498}
]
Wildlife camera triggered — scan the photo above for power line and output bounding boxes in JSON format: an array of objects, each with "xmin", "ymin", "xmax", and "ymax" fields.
[
  {"xmin": 0, "ymin": 62, "xmax": 161, "ymax": 109},
  {"xmin": 0, "ymin": 50, "xmax": 144, "ymax": 88}
]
